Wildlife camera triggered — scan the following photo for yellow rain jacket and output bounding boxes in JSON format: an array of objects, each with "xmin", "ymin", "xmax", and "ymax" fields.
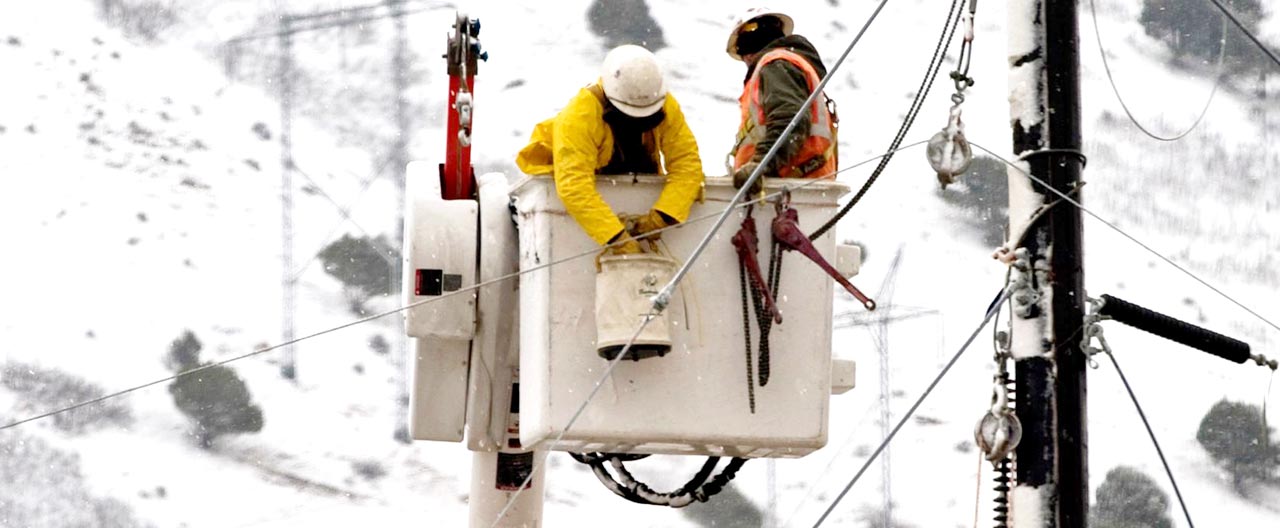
[{"xmin": 515, "ymin": 83, "xmax": 704, "ymax": 245}]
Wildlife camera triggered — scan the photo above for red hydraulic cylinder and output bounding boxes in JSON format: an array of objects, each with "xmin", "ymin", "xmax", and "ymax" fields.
[{"xmin": 442, "ymin": 74, "xmax": 475, "ymax": 200}]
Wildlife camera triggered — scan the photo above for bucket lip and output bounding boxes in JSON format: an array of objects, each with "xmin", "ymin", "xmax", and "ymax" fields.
[{"xmin": 597, "ymin": 253, "xmax": 678, "ymax": 265}]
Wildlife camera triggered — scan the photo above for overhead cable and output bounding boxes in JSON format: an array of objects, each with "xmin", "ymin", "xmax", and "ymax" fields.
[
  {"xmin": 969, "ymin": 141, "xmax": 1280, "ymax": 336},
  {"xmin": 226, "ymin": 2, "xmax": 440, "ymax": 44},
  {"xmin": 654, "ymin": 0, "xmax": 894, "ymax": 313},
  {"xmin": 1207, "ymin": 0, "xmax": 1280, "ymax": 70},
  {"xmin": 1087, "ymin": 0, "xmax": 1223, "ymax": 142},
  {"xmin": 289, "ymin": 155, "xmax": 395, "ymax": 280},
  {"xmin": 488, "ymin": 307, "xmax": 663, "ymax": 527},
  {"xmin": 808, "ymin": 287, "xmax": 1011, "ymax": 528},
  {"xmin": 0, "ymin": 137, "xmax": 928, "ymax": 429},
  {"xmin": 1097, "ymin": 345, "xmax": 1196, "ymax": 528},
  {"xmin": 808, "ymin": 0, "xmax": 968, "ymax": 240}
]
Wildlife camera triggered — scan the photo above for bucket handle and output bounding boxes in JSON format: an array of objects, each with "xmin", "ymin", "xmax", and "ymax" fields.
[{"xmin": 595, "ymin": 238, "xmax": 665, "ymax": 272}]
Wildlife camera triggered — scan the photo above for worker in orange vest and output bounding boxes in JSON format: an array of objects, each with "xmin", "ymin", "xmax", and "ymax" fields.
[{"xmin": 727, "ymin": 8, "xmax": 838, "ymax": 195}]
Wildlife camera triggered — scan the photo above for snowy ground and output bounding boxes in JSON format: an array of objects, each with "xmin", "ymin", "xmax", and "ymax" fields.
[{"xmin": 1, "ymin": 0, "xmax": 1278, "ymax": 527}]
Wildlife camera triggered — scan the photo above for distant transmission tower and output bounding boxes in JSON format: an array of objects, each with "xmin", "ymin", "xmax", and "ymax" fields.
[{"xmin": 872, "ymin": 247, "xmax": 905, "ymax": 526}]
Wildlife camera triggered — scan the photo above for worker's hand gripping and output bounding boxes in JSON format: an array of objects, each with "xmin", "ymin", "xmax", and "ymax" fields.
[
  {"xmin": 607, "ymin": 230, "xmax": 644, "ymax": 255},
  {"xmin": 732, "ymin": 160, "xmax": 764, "ymax": 197},
  {"xmin": 620, "ymin": 210, "xmax": 674, "ymax": 242}
]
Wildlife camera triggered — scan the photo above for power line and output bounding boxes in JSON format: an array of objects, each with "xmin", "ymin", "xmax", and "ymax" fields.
[
  {"xmin": 0, "ymin": 142, "xmax": 928, "ymax": 433},
  {"xmin": 488, "ymin": 308, "xmax": 663, "ymax": 527},
  {"xmin": 289, "ymin": 156, "xmax": 393, "ymax": 281},
  {"xmin": 656, "ymin": 0, "xmax": 893, "ymax": 314},
  {"xmin": 809, "ymin": 287, "xmax": 1012, "ymax": 527},
  {"xmin": 292, "ymin": 164, "xmax": 378, "ymax": 240},
  {"xmin": 969, "ymin": 141, "xmax": 1280, "ymax": 336},
  {"xmin": 1100, "ymin": 348, "xmax": 1196, "ymax": 528},
  {"xmin": 808, "ymin": 0, "xmax": 967, "ymax": 240},
  {"xmin": 225, "ymin": 1, "xmax": 441, "ymax": 45},
  {"xmin": 1207, "ymin": 0, "xmax": 1280, "ymax": 70},
  {"xmin": 286, "ymin": 2, "xmax": 397, "ymax": 23},
  {"xmin": 778, "ymin": 396, "xmax": 887, "ymax": 527},
  {"xmin": 1087, "ymin": 0, "xmax": 1223, "ymax": 141}
]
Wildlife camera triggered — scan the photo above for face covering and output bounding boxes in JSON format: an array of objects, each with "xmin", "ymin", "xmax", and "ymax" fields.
[{"xmin": 599, "ymin": 103, "xmax": 664, "ymax": 175}]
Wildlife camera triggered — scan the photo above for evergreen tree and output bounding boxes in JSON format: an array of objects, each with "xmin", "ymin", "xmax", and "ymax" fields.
[
  {"xmin": 165, "ymin": 329, "xmax": 202, "ymax": 372},
  {"xmin": 317, "ymin": 233, "xmax": 399, "ymax": 311},
  {"xmin": 587, "ymin": 0, "xmax": 666, "ymax": 51},
  {"xmin": 1196, "ymin": 399, "xmax": 1277, "ymax": 494},
  {"xmin": 165, "ymin": 331, "xmax": 264, "ymax": 448},
  {"xmin": 1091, "ymin": 466, "xmax": 1173, "ymax": 528}
]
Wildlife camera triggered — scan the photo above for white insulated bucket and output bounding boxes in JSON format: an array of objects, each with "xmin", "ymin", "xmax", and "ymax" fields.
[{"xmin": 595, "ymin": 253, "xmax": 677, "ymax": 360}]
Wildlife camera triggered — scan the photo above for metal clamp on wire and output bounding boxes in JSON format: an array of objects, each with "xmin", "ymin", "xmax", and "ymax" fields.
[
  {"xmin": 927, "ymin": 103, "xmax": 972, "ymax": 188},
  {"xmin": 928, "ymin": 0, "xmax": 977, "ymax": 189},
  {"xmin": 1016, "ymin": 148, "xmax": 1088, "ymax": 169},
  {"xmin": 1082, "ymin": 297, "xmax": 1112, "ymax": 369},
  {"xmin": 455, "ymin": 92, "xmax": 473, "ymax": 147},
  {"xmin": 975, "ymin": 314, "xmax": 1020, "ymax": 464}
]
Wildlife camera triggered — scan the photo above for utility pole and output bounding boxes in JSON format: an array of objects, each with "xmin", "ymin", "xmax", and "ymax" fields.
[
  {"xmin": 390, "ymin": 0, "xmax": 413, "ymax": 441},
  {"xmin": 1006, "ymin": 0, "xmax": 1087, "ymax": 525},
  {"xmin": 279, "ymin": 14, "xmax": 298, "ymax": 382}
]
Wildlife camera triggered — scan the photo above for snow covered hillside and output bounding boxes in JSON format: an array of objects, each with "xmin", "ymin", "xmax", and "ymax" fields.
[{"xmin": 2, "ymin": 0, "xmax": 1278, "ymax": 527}]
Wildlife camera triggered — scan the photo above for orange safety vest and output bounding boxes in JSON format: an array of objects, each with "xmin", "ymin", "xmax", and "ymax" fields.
[{"xmin": 731, "ymin": 49, "xmax": 838, "ymax": 179}]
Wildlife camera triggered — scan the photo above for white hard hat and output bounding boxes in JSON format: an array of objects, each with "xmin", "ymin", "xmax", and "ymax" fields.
[
  {"xmin": 600, "ymin": 45, "xmax": 668, "ymax": 118},
  {"xmin": 725, "ymin": 7, "xmax": 794, "ymax": 61}
]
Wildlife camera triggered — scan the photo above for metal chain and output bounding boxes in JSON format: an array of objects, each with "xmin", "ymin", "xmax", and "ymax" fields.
[
  {"xmin": 758, "ymin": 236, "xmax": 784, "ymax": 386},
  {"xmin": 739, "ymin": 255, "xmax": 757, "ymax": 413}
]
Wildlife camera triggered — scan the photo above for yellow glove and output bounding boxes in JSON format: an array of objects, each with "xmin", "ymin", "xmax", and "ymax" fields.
[
  {"xmin": 607, "ymin": 231, "xmax": 643, "ymax": 255},
  {"xmin": 632, "ymin": 210, "xmax": 674, "ymax": 241}
]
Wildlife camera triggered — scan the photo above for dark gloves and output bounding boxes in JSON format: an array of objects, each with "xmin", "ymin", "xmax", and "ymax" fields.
[{"xmin": 732, "ymin": 160, "xmax": 764, "ymax": 196}]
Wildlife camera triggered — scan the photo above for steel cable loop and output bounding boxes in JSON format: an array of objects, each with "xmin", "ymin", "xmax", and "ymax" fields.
[
  {"xmin": 1087, "ymin": 0, "xmax": 1224, "ymax": 142},
  {"xmin": 605, "ymin": 455, "xmax": 724, "ymax": 507},
  {"xmin": 807, "ymin": 0, "xmax": 967, "ymax": 241},
  {"xmin": 969, "ymin": 140, "xmax": 1280, "ymax": 336},
  {"xmin": 565, "ymin": 450, "xmax": 743, "ymax": 509}
]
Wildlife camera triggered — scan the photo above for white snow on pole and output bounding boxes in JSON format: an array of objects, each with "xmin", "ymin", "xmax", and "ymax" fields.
[
  {"xmin": 1006, "ymin": 0, "xmax": 1045, "ymax": 131},
  {"xmin": 1010, "ymin": 484, "xmax": 1053, "ymax": 528}
]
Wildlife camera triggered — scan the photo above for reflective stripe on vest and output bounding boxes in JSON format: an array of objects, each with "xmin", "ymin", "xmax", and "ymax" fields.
[{"xmin": 731, "ymin": 49, "xmax": 837, "ymax": 179}]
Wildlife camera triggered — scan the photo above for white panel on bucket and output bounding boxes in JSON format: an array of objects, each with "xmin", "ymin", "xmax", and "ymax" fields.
[
  {"xmin": 465, "ymin": 173, "xmax": 522, "ymax": 451},
  {"xmin": 409, "ymin": 337, "xmax": 469, "ymax": 441},
  {"xmin": 513, "ymin": 175, "xmax": 850, "ymax": 458},
  {"xmin": 403, "ymin": 162, "xmax": 478, "ymax": 339}
]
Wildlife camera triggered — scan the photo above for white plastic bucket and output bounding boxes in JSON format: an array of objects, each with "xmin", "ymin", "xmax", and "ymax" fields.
[{"xmin": 595, "ymin": 253, "xmax": 677, "ymax": 360}]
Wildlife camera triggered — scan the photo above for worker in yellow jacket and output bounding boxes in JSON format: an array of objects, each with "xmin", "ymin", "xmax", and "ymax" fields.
[{"xmin": 516, "ymin": 45, "xmax": 704, "ymax": 254}]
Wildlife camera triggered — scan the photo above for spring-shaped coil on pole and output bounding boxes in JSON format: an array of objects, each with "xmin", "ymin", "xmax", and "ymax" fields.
[
  {"xmin": 992, "ymin": 456, "xmax": 1013, "ymax": 528},
  {"xmin": 991, "ymin": 370, "xmax": 1015, "ymax": 528}
]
